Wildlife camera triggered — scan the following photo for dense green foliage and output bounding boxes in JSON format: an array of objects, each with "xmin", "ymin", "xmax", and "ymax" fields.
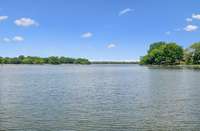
[
  {"xmin": 0, "ymin": 56, "xmax": 91, "ymax": 65},
  {"xmin": 140, "ymin": 41, "xmax": 200, "ymax": 65},
  {"xmin": 184, "ymin": 42, "xmax": 200, "ymax": 64},
  {"xmin": 140, "ymin": 42, "xmax": 184, "ymax": 65}
]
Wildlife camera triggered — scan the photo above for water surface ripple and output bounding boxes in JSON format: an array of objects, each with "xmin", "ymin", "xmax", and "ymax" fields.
[{"xmin": 0, "ymin": 64, "xmax": 200, "ymax": 130}]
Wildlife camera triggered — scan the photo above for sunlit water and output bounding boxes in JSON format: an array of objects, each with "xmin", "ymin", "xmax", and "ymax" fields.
[{"xmin": 1, "ymin": 64, "xmax": 200, "ymax": 131}]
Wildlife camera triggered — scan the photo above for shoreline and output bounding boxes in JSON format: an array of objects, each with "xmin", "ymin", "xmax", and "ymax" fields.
[
  {"xmin": 142, "ymin": 64, "xmax": 200, "ymax": 69},
  {"xmin": 1, "ymin": 64, "xmax": 200, "ymax": 69}
]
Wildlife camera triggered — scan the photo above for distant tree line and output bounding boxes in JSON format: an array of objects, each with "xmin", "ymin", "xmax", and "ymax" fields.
[
  {"xmin": 0, "ymin": 56, "xmax": 91, "ymax": 65},
  {"xmin": 92, "ymin": 61, "xmax": 138, "ymax": 64},
  {"xmin": 140, "ymin": 41, "xmax": 200, "ymax": 65}
]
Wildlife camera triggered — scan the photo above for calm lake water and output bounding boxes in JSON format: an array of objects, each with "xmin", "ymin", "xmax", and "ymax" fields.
[{"xmin": 1, "ymin": 64, "xmax": 200, "ymax": 131}]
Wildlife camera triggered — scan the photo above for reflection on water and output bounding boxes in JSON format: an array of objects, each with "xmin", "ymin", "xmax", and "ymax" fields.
[{"xmin": 0, "ymin": 64, "xmax": 200, "ymax": 130}]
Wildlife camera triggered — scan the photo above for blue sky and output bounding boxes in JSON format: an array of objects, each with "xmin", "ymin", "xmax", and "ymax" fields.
[{"xmin": 0, "ymin": 0, "xmax": 200, "ymax": 60}]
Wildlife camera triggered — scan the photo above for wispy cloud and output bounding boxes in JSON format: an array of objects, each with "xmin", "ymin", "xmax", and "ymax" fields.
[
  {"xmin": 186, "ymin": 18, "xmax": 192, "ymax": 22},
  {"xmin": 0, "ymin": 16, "xmax": 8, "ymax": 21},
  {"xmin": 192, "ymin": 14, "xmax": 200, "ymax": 20},
  {"xmin": 165, "ymin": 31, "xmax": 171, "ymax": 35},
  {"xmin": 14, "ymin": 18, "xmax": 39, "ymax": 27},
  {"xmin": 3, "ymin": 36, "xmax": 24, "ymax": 43},
  {"xmin": 184, "ymin": 25, "xmax": 198, "ymax": 32},
  {"xmin": 107, "ymin": 43, "xmax": 116, "ymax": 48},
  {"xmin": 165, "ymin": 28, "xmax": 182, "ymax": 36},
  {"xmin": 13, "ymin": 36, "xmax": 24, "ymax": 42},
  {"xmin": 3, "ymin": 37, "xmax": 11, "ymax": 42},
  {"xmin": 174, "ymin": 28, "xmax": 181, "ymax": 32},
  {"xmin": 81, "ymin": 32, "xmax": 93, "ymax": 38},
  {"xmin": 119, "ymin": 8, "xmax": 133, "ymax": 16}
]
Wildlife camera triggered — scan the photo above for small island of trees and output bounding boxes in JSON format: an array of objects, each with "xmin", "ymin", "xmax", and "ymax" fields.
[
  {"xmin": 140, "ymin": 41, "xmax": 200, "ymax": 65},
  {"xmin": 0, "ymin": 56, "xmax": 91, "ymax": 65}
]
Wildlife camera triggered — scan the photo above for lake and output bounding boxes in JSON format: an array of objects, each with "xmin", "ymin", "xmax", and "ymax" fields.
[{"xmin": 0, "ymin": 64, "xmax": 200, "ymax": 130}]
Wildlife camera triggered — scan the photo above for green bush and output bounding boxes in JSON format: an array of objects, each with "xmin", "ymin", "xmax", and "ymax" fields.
[{"xmin": 140, "ymin": 42, "xmax": 183, "ymax": 65}]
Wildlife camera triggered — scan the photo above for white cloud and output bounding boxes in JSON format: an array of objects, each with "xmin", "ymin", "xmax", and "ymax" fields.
[
  {"xmin": 184, "ymin": 25, "xmax": 198, "ymax": 32},
  {"xmin": 186, "ymin": 18, "xmax": 192, "ymax": 22},
  {"xmin": 174, "ymin": 28, "xmax": 181, "ymax": 32},
  {"xmin": 3, "ymin": 37, "xmax": 11, "ymax": 42},
  {"xmin": 14, "ymin": 18, "xmax": 38, "ymax": 27},
  {"xmin": 13, "ymin": 36, "xmax": 24, "ymax": 42},
  {"xmin": 81, "ymin": 32, "xmax": 93, "ymax": 38},
  {"xmin": 0, "ymin": 16, "xmax": 8, "ymax": 21},
  {"xmin": 2, "ymin": 36, "xmax": 24, "ymax": 43},
  {"xmin": 165, "ymin": 31, "xmax": 171, "ymax": 35},
  {"xmin": 192, "ymin": 14, "xmax": 200, "ymax": 20},
  {"xmin": 119, "ymin": 8, "xmax": 133, "ymax": 16},
  {"xmin": 107, "ymin": 43, "xmax": 116, "ymax": 48}
]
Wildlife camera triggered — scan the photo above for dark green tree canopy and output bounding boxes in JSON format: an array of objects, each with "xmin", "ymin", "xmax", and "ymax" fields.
[
  {"xmin": 148, "ymin": 41, "xmax": 166, "ymax": 53},
  {"xmin": 0, "ymin": 56, "xmax": 91, "ymax": 65},
  {"xmin": 140, "ymin": 42, "xmax": 183, "ymax": 65}
]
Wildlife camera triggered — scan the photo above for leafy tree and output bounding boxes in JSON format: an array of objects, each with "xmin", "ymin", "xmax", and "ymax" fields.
[
  {"xmin": 184, "ymin": 42, "xmax": 200, "ymax": 64},
  {"xmin": 10, "ymin": 57, "xmax": 21, "ymax": 64},
  {"xmin": 140, "ymin": 42, "xmax": 183, "ymax": 65},
  {"xmin": 60, "ymin": 57, "xmax": 75, "ymax": 64},
  {"xmin": 0, "ymin": 57, "xmax": 3, "ymax": 64},
  {"xmin": 148, "ymin": 41, "xmax": 166, "ymax": 53},
  {"xmin": 22, "ymin": 57, "xmax": 33, "ymax": 64},
  {"xmin": 74, "ymin": 58, "xmax": 91, "ymax": 64},
  {"xmin": 140, "ymin": 55, "xmax": 150, "ymax": 65},
  {"xmin": 3, "ymin": 57, "xmax": 11, "ymax": 64},
  {"xmin": 184, "ymin": 49, "xmax": 193, "ymax": 64},
  {"xmin": 48, "ymin": 56, "xmax": 60, "ymax": 64},
  {"xmin": 18, "ymin": 55, "xmax": 25, "ymax": 62},
  {"xmin": 163, "ymin": 43, "xmax": 183, "ymax": 64}
]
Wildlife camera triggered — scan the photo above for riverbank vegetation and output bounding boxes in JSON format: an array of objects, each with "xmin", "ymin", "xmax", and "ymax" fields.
[
  {"xmin": 91, "ymin": 61, "xmax": 138, "ymax": 64},
  {"xmin": 0, "ymin": 56, "xmax": 91, "ymax": 65},
  {"xmin": 140, "ymin": 41, "xmax": 200, "ymax": 65}
]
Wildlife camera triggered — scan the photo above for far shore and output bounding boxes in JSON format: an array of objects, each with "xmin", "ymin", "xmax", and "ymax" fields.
[
  {"xmin": 0, "ymin": 62, "xmax": 139, "ymax": 65},
  {"xmin": 2, "ymin": 63, "xmax": 200, "ymax": 70},
  {"xmin": 91, "ymin": 61, "xmax": 138, "ymax": 64}
]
